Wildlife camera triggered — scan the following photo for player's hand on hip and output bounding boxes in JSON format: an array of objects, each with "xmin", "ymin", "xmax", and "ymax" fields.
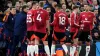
[
  {"xmin": 47, "ymin": 31, "xmax": 50, "ymax": 35},
  {"xmin": 80, "ymin": 24, "xmax": 84, "ymax": 30}
]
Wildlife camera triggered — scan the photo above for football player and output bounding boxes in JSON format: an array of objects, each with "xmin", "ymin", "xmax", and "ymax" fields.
[
  {"xmin": 31, "ymin": 1, "xmax": 50, "ymax": 56},
  {"xmin": 79, "ymin": 4, "xmax": 95, "ymax": 56},
  {"xmin": 51, "ymin": 4, "xmax": 69, "ymax": 56},
  {"xmin": 27, "ymin": 1, "xmax": 39, "ymax": 56}
]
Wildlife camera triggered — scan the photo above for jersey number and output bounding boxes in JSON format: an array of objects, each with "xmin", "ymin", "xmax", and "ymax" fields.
[
  {"xmin": 59, "ymin": 17, "xmax": 65, "ymax": 25},
  {"xmin": 27, "ymin": 15, "xmax": 32, "ymax": 23},
  {"xmin": 36, "ymin": 14, "xmax": 42, "ymax": 22}
]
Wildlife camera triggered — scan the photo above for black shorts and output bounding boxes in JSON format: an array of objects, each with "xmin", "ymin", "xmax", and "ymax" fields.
[
  {"xmin": 78, "ymin": 31, "xmax": 90, "ymax": 42},
  {"xmin": 34, "ymin": 32, "xmax": 47, "ymax": 41},
  {"xmin": 27, "ymin": 31, "xmax": 34, "ymax": 39},
  {"xmin": 70, "ymin": 32, "xmax": 78, "ymax": 40},
  {"xmin": 53, "ymin": 31, "xmax": 66, "ymax": 41}
]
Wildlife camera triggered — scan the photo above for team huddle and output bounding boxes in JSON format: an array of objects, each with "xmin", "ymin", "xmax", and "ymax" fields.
[{"xmin": 26, "ymin": 1, "xmax": 95, "ymax": 56}]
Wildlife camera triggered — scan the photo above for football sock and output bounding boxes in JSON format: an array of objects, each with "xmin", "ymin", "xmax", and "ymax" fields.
[
  {"xmin": 62, "ymin": 44, "xmax": 68, "ymax": 54},
  {"xmin": 70, "ymin": 46, "xmax": 76, "ymax": 56},
  {"xmin": 51, "ymin": 44, "xmax": 56, "ymax": 56},
  {"xmin": 44, "ymin": 45, "xmax": 50, "ymax": 56},
  {"xmin": 35, "ymin": 45, "xmax": 39, "ymax": 55},
  {"xmin": 30, "ymin": 45, "xmax": 35, "ymax": 56}
]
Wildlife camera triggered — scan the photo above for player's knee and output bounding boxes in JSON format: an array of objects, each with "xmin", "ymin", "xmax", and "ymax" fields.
[
  {"xmin": 43, "ymin": 41, "xmax": 48, "ymax": 45},
  {"xmin": 60, "ymin": 41, "xmax": 64, "ymax": 45}
]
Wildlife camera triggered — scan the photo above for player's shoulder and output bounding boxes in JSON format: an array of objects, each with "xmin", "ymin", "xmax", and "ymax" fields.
[
  {"xmin": 27, "ymin": 9, "xmax": 34, "ymax": 14},
  {"xmin": 89, "ymin": 11, "xmax": 94, "ymax": 14},
  {"xmin": 61, "ymin": 11, "xmax": 67, "ymax": 14},
  {"xmin": 70, "ymin": 12, "xmax": 75, "ymax": 15},
  {"xmin": 60, "ymin": 11, "xmax": 67, "ymax": 16},
  {"xmin": 88, "ymin": 11, "xmax": 95, "ymax": 16},
  {"xmin": 80, "ymin": 11, "xmax": 86, "ymax": 14},
  {"xmin": 39, "ymin": 9, "xmax": 46, "ymax": 12},
  {"xmin": 40, "ymin": 9, "xmax": 48, "ymax": 14},
  {"xmin": 54, "ymin": 11, "xmax": 60, "ymax": 16}
]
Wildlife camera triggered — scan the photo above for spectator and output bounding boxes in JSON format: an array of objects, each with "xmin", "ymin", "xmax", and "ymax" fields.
[
  {"xmin": 87, "ymin": 0, "xmax": 93, "ymax": 5},
  {"xmin": 96, "ymin": 14, "xmax": 100, "ymax": 28},
  {"xmin": 92, "ymin": 26, "xmax": 100, "ymax": 43},
  {"xmin": 62, "ymin": 3, "xmax": 67, "ymax": 12},
  {"xmin": 93, "ymin": 0, "xmax": 99, "ymax": 10},
  {"xmin": 60, "ymin": 0, "xmax": 66, "ymax": 4},
  {"xmin": 44, "ymin": 0, "xmax": 56, "ymax": 13},
  {"xmin": 97, "ymin": 0, "xmax": 100, "ymax": 5},
  {"xmin": 94, "ymin": 9, "xmax": 98, "ymax": 16},
  {"xmin": 51, "ymin": 1, "xmax": 57, "ymax": 13},
  {"xmin": 7, "ymin": 1, "xmax": 12, "ymax": 8},
  {"xmin": 15, "ymin": 2, "xmax": 21, "ymax": 13},
  {"xmin": 27, "ymin": 1, "xmax": 32, "ymax": 9},
  {"xmin": 72, "ymin": 0, "xmax": 78, "ymax": 4},
  {"xmin": 19, "ymin": 0, "xmax": 26, "ymax": 7},
  {"xmin": 67, "ymin": 1, "xmax": 73, "ymax": 9},
  {"xmin": 82, "ymin": 0, "xmax": 88, "ymax": 5},
  {"xmin": 80, "ymin": 5, "xmax": 85, "ymax": 12},
  {"xmin": 72, "ymin": 0, "xmax": 81, "ymax": 6},
  {"xmin": 93, "ymin": 9, "xmax": 99, "ymax": 29}
]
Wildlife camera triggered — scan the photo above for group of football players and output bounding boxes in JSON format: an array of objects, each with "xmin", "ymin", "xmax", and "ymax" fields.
[{"xmin": 26, "ymin": 1, "xmax": 95, "ymax": 56}]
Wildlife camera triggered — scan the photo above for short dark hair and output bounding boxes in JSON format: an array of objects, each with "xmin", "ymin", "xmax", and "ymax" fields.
[
  {"xmin": 39, "ymin": 1, "xmax": 44, "ymax": 7},
  {"xmin": 45, "ymin": 6, "xmax": 50, "ymax": 10},
  {"xmin": 7, "ymin": 1, "xmax": 12, "ymax": 4},
  {"xmin": 10, "ymin": 6, "xmax": 15, "ymax": 10},
  {"xmin": 32, "ymin": 1, "xmax": 38, "ymax": 6},
  {"xmin": 72, "ymin": 5, "xmax": 79, "ymax": 10},
  {"xmin": 22, "ymin": 5, "xmax": 28, "ymax": 11},
  {"xmin": 55, "ymin": 4, "xmax": 62, "ymax": 9}
]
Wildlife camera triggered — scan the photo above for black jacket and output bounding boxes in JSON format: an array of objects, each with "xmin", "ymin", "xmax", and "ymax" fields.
[{"xmin": 14, "ymin": 11, "xmax": 27, "ymax": 36}]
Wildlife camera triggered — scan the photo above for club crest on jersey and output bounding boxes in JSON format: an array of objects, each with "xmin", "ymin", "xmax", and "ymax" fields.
[
  {"xmin": 82, "ymin": 15, "xmax": 85, "ymax": 17},
  {"xmin": 88, "ymin": 15, "xmax": 91, "ymax": 17},
  {"xmin": 85, "ymin": 18, "xmax": 88, "ymax": 21}
]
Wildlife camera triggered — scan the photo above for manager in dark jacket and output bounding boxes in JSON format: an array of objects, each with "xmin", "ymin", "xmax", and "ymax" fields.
[{"xmin": 11, "ymin": 5, "xmax": 28, "ymax": 56}]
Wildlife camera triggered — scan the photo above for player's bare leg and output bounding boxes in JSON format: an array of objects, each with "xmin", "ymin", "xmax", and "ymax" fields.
[
  {"xmin": 27, "ymin": 34, "xmax": 35, "ymax": 56},
  {"xmin": 43, "ymin": 41, "xmax": 50, "ymax": 56},
  {"xmin": 35, "ymin": 38, "xmax": 39, "ymax": 56},
  {"xmin": 30, "ymin": 40, "xmax": 35, "ymax": 56},
  {"xmin": 73, "ymin": 38, "xmax": 79, "ymax": 46},
  {"xmin": 60, "ymin": 36, "xmax": 68, "ymax": 55},
  {"xmin": 77, "ymin": 41, "xmax": 82, "ymax": 54},
  {"xmin": 70, "ymin": 44, "xmax": 77, "ymax": 56},
  {"xmin": 51, "ymin": 41, "xmax": 56, "ymax": 56}
]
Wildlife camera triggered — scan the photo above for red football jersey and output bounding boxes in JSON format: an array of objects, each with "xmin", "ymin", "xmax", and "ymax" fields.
[
  {"xmin": 27, "ymin": 9, "xmax": 35, "ymax": 31},
  {"xmin": 33, "ymin": 9, "xmax": 49, "ymax": 33},
  {"xmin": 53, "ymin": 11, "xmax": 69, "ymax": 32},
  {"xmin": 70, "ymin": 12, "xmax": 79, "ymax": 33},
  {"xmin": 79, "ymin": 11, "xmax": 95, "ymax": 31}
]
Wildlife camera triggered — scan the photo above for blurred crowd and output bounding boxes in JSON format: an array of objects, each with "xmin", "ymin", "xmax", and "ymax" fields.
[{"xmin": 0, "ymin": 0, "xmax": 100, "ymax": 56}]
